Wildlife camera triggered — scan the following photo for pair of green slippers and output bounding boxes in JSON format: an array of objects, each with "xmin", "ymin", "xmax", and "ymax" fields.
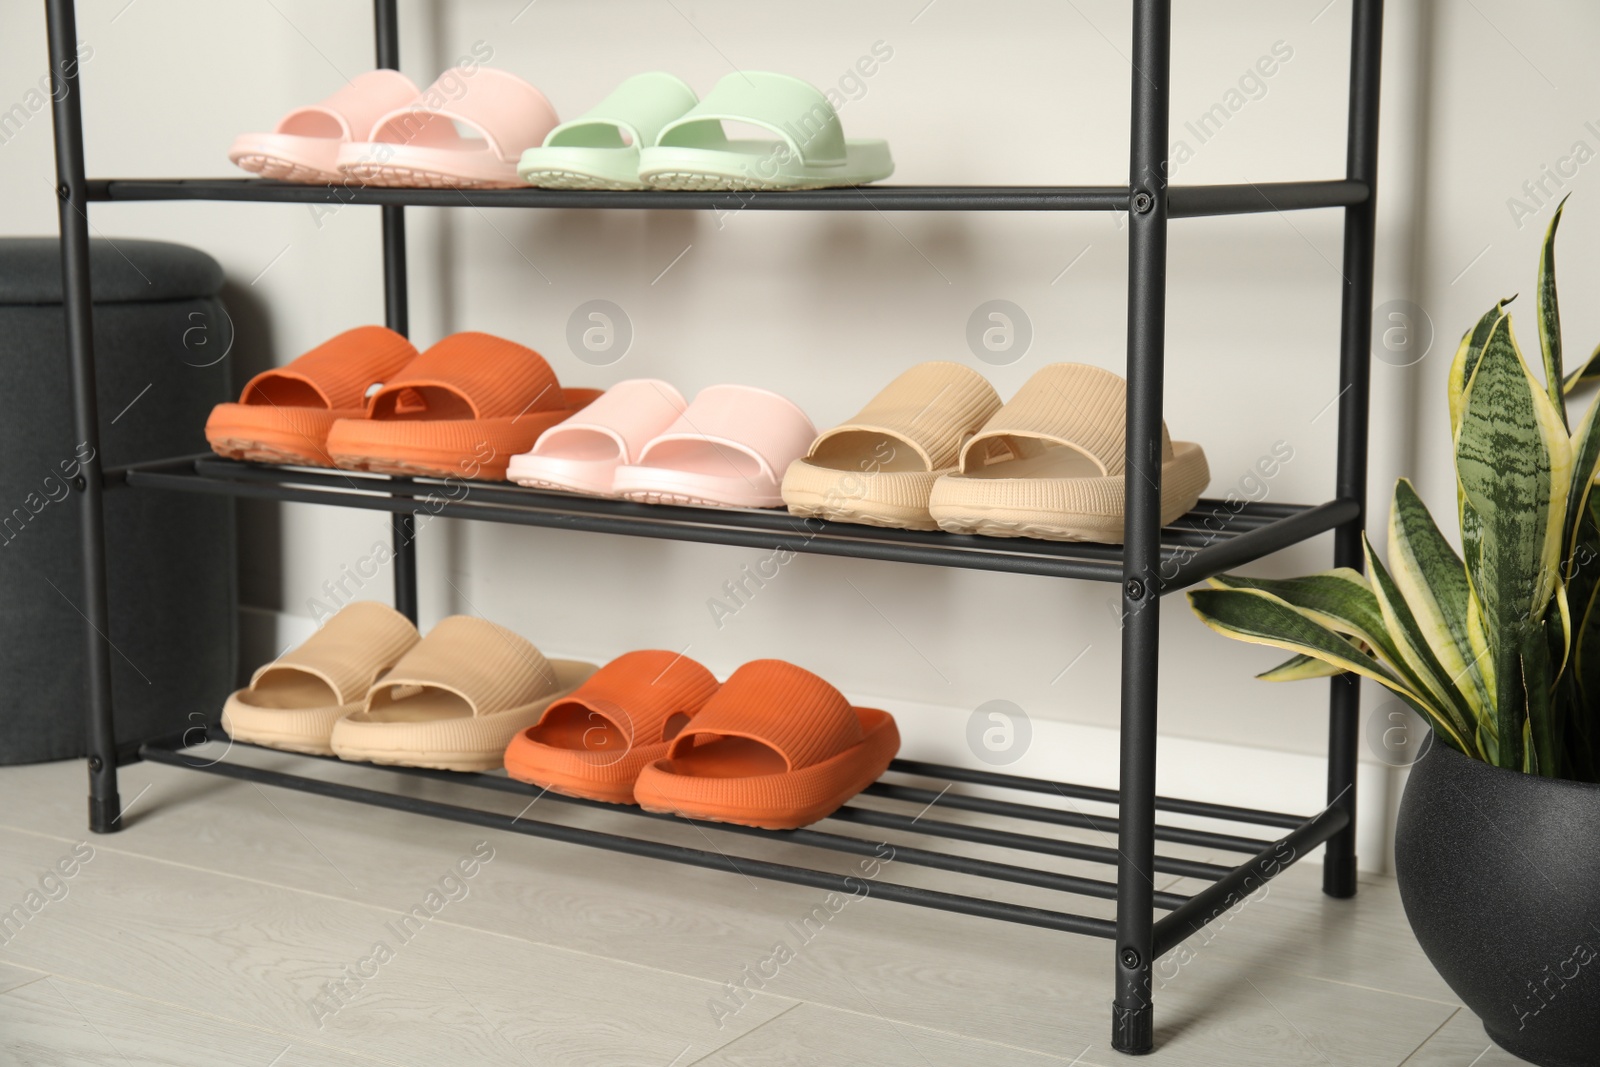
[{"xmin": 519, "ymin": 71, "xmax": 893, "ymax": 192}]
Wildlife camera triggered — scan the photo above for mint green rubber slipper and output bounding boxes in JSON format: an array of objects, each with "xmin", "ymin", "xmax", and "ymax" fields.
[
  {"xmin": 518, "ymin": 73, "xmax": 698, "ymax": 190},
  {"xmin": 638, "ymin": 72, "xmax": 893, "ymax": 191}
]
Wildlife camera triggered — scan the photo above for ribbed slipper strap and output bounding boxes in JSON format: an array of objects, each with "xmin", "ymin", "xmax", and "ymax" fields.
[
  {"xmin": 667, "ymin": 659, "xmax": 863, "ymax": 770},
  {"xmin": 958, "ymin": 362, "xmax": 1174, "ymax": 475},
  {"xmin": 807, "ymin": 361, "xmax": 1000, "ymax": 472},
  {"xmin": 536, "ymin": 649, "xmax": 719, "ymax": 748},
  {"xmin": 238, "ymin": 326, "xmax": 418, "ymax": 411},
  {"xmin": 366, "ymin": 332, "xmax": 563, "ymax": 421},
  {"xmin": 636, "ymin": 384, "xmax": 817, "ymax": 484},
  {"xmin": 249, "ymin": 600, "xmax": 419, "ymax": 706},
  {"xmin": 366, "ymin": 616, "xmax": 560, "ymax": 716},
  {"xmin": 532, "ymin": 379, "xmax": 688, "ymax": 464}
]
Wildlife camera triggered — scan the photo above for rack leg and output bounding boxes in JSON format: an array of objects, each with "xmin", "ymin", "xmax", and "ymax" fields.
[
  {"xmin": 1113, "ymin": 0, "xmax": 1171, "ymax": 1054},
  {"xmin": 373, "ymin": 0, "xmax": 418, "ymax": 623},
  {"xmin": 1325, "ymin": 0, "xmax": 1384, "ymax": 901},
  {"xmin": 44, "ymin": 0, "xmax": 121, "ymax": 833}
]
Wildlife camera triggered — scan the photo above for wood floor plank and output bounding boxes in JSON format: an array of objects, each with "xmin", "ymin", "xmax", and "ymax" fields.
[
  {"xmin": 0, "ymin": 975, "xmax": 394, "ymax": 1067},
  {"xmin": 1399, "ymin": 1009, "xmax": 1532, "ymax": 1067},
  {"xmin": 0, "ymin": 960, "xmax": 43, "ymax": 995},
  {"xmin": 0, "ymin": 757, "xmax": 1451, "ymax": 1064},
  {"xmin": 1158, "ymin": 870, "xmax": 1460, "ymax": 1006},
  {"xmin": 0, "ymin": 827, "xmax": 791, "ymax": 1067},
  {"xmin": 693, "ymin": 1002, "xmax": 1084, "ymax": 1066}
]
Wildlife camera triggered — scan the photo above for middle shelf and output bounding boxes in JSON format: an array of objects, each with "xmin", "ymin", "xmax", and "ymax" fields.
[{"xmin": 119, "ymin": 456, "xmax": 1355, "ymax": 587}]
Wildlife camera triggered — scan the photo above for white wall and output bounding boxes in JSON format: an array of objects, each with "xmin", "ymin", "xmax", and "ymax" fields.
[{"xmin": 4, "ymin": 0, "xmax": 1596, "ymax": 871}]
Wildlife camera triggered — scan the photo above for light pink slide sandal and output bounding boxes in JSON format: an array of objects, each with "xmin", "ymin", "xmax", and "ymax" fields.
[
  {"xmin": 229, "ymin": 70, "xmax": 420, "ymax": 184},
  {"xmin": 612, "ymin": 385, "xmax": 817, "ymax": 509},
  {"xmin": 336, "ymin": 68, "xmax": 558, "ymax": 189},
  {"xmin": 506, "ymin": 379, "xmax": 688, "ymax": 497}
]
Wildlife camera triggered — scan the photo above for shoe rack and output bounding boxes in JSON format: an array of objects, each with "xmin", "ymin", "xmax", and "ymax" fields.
[{"xmin": 42, "ymin": 0, "xmax": 1384, "ymax": 1054}]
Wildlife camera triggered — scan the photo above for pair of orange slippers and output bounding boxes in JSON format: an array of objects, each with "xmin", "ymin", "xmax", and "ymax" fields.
[
  {"xmin": 205, "ymin": 326, "xmax": 600, "ymax": 480},
  {"xmin": 504, "ymin": 650, "xmax": 900, "ymax": 830}
]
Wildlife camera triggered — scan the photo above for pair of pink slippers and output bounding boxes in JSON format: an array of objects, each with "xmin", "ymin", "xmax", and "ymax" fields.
[
  {"xmin": 229, "ymin": 67, "xmax": 557, "ymax": 189},
  {"xmin": 507, "ymin": 380, "xmax": 816, "ymax": 510}
]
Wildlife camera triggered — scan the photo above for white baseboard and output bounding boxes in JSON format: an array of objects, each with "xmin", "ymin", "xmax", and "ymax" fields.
[{"xmin": 239, "ymin": 605, "xmax": 1394, "ymax": 873}]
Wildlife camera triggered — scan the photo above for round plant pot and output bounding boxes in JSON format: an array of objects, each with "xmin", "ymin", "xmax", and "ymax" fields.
[{"xmin": 1395, "ymin": 742, "xmax": 1600, "ymax": 1067}]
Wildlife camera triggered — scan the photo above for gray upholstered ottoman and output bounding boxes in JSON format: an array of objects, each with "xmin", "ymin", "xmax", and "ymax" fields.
[{"xmin": 0, "ymin": 237, "xmax": 236, "ymax": 764}]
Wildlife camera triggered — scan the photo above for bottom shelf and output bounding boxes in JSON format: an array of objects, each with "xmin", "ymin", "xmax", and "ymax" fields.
[{"xmin": 139, "ymin": 727, "xmax": 1347, "ymax": 955}]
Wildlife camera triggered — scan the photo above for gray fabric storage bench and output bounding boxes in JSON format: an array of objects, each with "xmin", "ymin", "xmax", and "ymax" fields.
[{"xmin": 0, "ymin": 237, "xmax": 236, "ymax": 764}]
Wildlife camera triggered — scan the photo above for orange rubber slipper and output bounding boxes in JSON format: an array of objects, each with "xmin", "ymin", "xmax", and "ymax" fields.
[
  {"xmin": 324, "ymin": 332, "xmax": 601, "ymax": 481},
  {"xmin": 205, "ymin": 326, "xmax": 419, "ymax": 467},
  {"xmin": 633, "ymin": 660, "xmax": 900, "ymax": 830},
  {"xmin": 503, "ymin": 649, "xmax": 720, "ymax": 804}
]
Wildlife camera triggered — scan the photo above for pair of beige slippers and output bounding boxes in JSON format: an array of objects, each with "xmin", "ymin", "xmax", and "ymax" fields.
[
  {"xmin": 781, "ymin": 362, "xmax": 1210, "ymax": 543},
  {"xmin": 221, "ymin": 602, "xmax": 596, "ymax": 771}
]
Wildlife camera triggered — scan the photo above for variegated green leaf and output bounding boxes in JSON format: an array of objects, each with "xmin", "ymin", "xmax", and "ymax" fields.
[
  {"xmin": 1207, "ymin": 569, "xmax": 1387, "ymax": 649},
  {"xmin": 1209, "ymin": 566, "xmax": 1446, "ymax": 720},
  {"xmin": 1564, "ymin": 391, "xmax": 1600, "ymax": 571},
  {"xmin": 1457, "ymin": 312, "xmax": 1572, "ymax": 640},
  {"xmin": 1187, "ymin": 587, "xmax": 1470, "ymax": 752},
  {"xmin": 1523, "ymin": 620, "xmax": 1557, "ymax": 776},
  {"xmin": 1448, "ymin": 298, "xmax": 1514, "ymax": 436},
  {"xmin": 1257, "ymin": 653, "xmax": 1346, "ymax": 681},
  {"xmin": 1538, "ymin": 194, "xmax": 1569, "ymax": 426},
  {"xmin": 1388, "ymin": 479, "xmax": 1491, "ymax": 714},
  {"xmin": 1561, "ymin": 342, "xmax": 1600, "ymax": 395},
  {"xmin": 1365, "ymin": 536, "xmax": 1480, "ymax": 750}
]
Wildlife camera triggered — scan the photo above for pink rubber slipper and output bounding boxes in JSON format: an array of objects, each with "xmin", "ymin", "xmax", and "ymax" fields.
[
  {"xmin": 229, "ymin": 70, "xmax": 420, "ymax": 184},
  {"xmin": 611, "ymin": 385, "xmax": 817, "ymax": 509},
  {"xmin": 507, "ymin": 379, "xmax": 688, "ymax": 497},
  {"xmin": 336, "ymin": 68, "xmax": 559, "ymax": 189}
]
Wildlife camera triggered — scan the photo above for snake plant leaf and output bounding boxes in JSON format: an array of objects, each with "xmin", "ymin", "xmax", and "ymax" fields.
[
  {"xmin": 1188, "ymin": 586, "xmax": 1470, "ymax": 753},
  {"xmin": 1364, "ymin": 536, "xmax": 1481, "ymax": 748},
  {"xmin": 1564, "ymin": 389, "xmax": 1600, "ymax": 568},
  {"xmin": 1208, "ymin": 567, "xmax": 1444, "ymax": 716},
  {"xmin": 1207, "ymin": 569, "xmax": 1387, "ymax": 648},
  {"xmin": 1257, "ymin": 653, "xmax": 1346, "ymax": 681},
  {"xmin": 1457, "ymin": 311, "xmax": 1572, "ymax": 640},
  {"xmin": 1524, "ymin": 618, "xmax": 1559, "ymax": 776},
  {"xmin": 1448, "ymin": 298, "xmax": 1515, "ymax": 436},
  {"xmin": 1562, "ymin": 342, "xmax": 1600, "ymax": 395},
  {"xmin": 1571, "ymin": 495, "xmax": 1600, "ymax": 696},
  {"xmin": 1538, "ymin": 194, "xmax": 1570, "ymax": 426},
  {"xmin": 1388, "ymin": 479, "xmax": 1492, "ymax": 715}
]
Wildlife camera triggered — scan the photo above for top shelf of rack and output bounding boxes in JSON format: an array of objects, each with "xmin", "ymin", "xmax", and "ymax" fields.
[{"xmin": 84, "ymin": 178, "xmax": 1368, "ymax": 216}]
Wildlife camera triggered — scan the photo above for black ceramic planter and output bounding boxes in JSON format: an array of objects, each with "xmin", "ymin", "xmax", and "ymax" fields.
[{"xmin": 1395, "ymin": 742, "xmax": 1600, "ymax": 1067}]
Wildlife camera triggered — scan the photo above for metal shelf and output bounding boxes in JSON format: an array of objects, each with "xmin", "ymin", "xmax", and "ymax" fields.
[
  {"xmin": 138, "ymin": 727, "xmax": 1348, "ymax": 946},
  {"xmin": 116, "ymin": 456, "xmax": 1357, "ymax": 589},
  {"xmin": 84, "ymin": 177, "xmax": 1367, "ymax": 216}
]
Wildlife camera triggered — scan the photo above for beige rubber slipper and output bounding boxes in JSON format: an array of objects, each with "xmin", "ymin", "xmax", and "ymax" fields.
[
  {"xmin": 221, "ymin": 601, "xmax": 420, "ymax": 755},
  {"xmin": 329, "ymin": 616, "xmax": 597, "ymax": 772},
  {"xmin": 781, "ymin": 362, "xmax": 1001, "ymax": 531},
  {"xmin": 927, "ymin": 363, "xmax": 1209, "ymax": 544}
]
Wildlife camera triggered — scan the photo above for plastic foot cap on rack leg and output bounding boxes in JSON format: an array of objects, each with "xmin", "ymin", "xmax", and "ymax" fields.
[
  {"xmin": 88, "ymin": 792, "xmax": 123, "ymax": 834},
  {"xmin": 1322, "ymin": 850, "xmax": 1358, "ymax": 898},
  {"xmin": 1111, "ymin": 1002, "xmax": 1153, "ymax": 1055}
]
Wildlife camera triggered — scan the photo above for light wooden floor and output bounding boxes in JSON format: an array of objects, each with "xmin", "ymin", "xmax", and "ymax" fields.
[{"xmin": 0, "ymin": 751, "xmax": 1519, "ymax": 1067}]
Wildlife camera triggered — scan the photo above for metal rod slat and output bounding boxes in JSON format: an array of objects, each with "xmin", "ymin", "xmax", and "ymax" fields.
[
  {"xmin": 137, "ymin": 735, "xmax": 1118, "ymax": 939},
  {"xmin": 886, "ymin": 760, "xmax": 1310, "ymax": 830}
]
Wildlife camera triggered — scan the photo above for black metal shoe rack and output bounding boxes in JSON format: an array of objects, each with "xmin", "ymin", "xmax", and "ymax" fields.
[{"xmin": 43, "ymin": 0, "xmax": 1382, "ymax": 1054}]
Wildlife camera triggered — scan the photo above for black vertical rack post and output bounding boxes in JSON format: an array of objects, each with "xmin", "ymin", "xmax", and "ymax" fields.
[
  {"xmin": 1114, "ymin": 0, "xmax": 1172, "ymax": 1048},
  {"xmin": 374, "ymin": 0, "xmax": 419, "ymax": 623},
  {"xmin": 42, "ymin": 0, "xmax": 1383, "ymax": 1054}
]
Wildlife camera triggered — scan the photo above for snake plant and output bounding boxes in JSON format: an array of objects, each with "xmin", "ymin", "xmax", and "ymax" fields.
[{"xmin": 1190, "ymin": 197, "xmax": 1600, "ymax": 781}]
